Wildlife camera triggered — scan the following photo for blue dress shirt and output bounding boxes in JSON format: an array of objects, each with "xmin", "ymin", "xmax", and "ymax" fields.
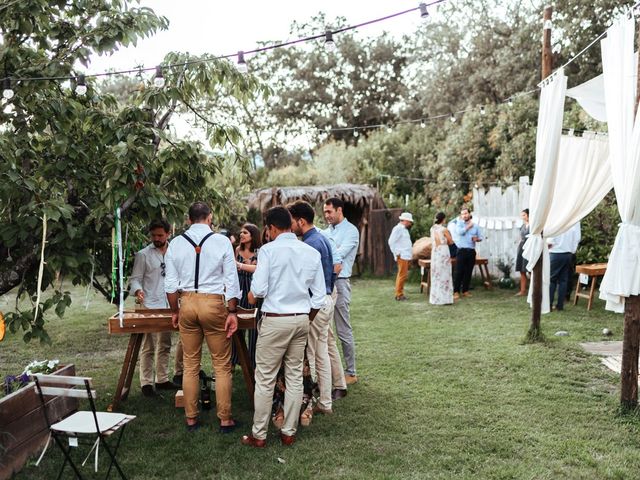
[
  {"xmin": 323, "ymin": 218, "xmax": 359, "ymax": 278},
  {"xmin": 303, "ymin": 228, "xmax": 335, "ymax": 294},
  {"xmin": 454, "ymin": 219, "xmax": 483, "ymax": 249}
]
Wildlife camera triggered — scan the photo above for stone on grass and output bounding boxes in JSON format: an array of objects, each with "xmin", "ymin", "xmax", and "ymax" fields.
[
  {"xmin": 602, "ymin": 328, "xmax": 612, "ymax": 336},
  {"xmin": 554, "ymin": 331, "xmax": 569, "ymax": 337}
]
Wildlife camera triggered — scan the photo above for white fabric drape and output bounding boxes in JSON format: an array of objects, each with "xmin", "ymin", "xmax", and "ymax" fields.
[
  {"xmin": 544, "ymin": 134, "xmax": 612, "ymax": 236},
  {"xmin": 522, "ymin": 69, "xmax": 567, "ymax": 314},
  {"xmin": 598, "ymin": 15, "xmax": 640, "ymax": 313},
  {"xmin": 566, "ymin": 74, "xmax": 607, "ymax": 122}
]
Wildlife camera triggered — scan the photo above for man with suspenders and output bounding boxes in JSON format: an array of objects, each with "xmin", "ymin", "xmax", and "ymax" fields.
[{"xmin": 164, "ymin": 202, "xmax": 241, "ymax": 432}]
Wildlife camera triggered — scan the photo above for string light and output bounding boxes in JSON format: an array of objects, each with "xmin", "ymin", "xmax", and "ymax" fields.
[
  {"xmin": 237, "ymin": 51, "xmax": 248, "ymax": 74},
  {"xmin": 75, "ymin": 75, "xmax": 87, "ymax": 96},
  {"xmin": 480, "ymin": 106, "xmax": 486, "ymax": 115},
  {"xmin": 324, "ymin": 31, "xmax": 337, "ymax": 52},
  {"xmin": 507, "ymin": 98, "xmax": 514, "ymax": 107},
  {"xmin": 450, "ymin": 114, "xmax": 456, "ymax": 123},
  {"xmin": 420, "ymin": 121, "xmax": 426, "ymax": 128},
  {"xmin": 153, "ymin": 66, "xmax": 165, "ymax": 87},
  {"xmin": 353, "ymin": 129, "xmax": 360, "ymax": 137},
  {"xmin": 419, "ymin": 3, "xmax": 429, "ymax": 19},
  {"xmin": 387, "ymin": 125, "xmax": 393, "ymax": 133},
  {"xmin": 2, "ymin": 78, "xmax": 14, "ymax": 100}
]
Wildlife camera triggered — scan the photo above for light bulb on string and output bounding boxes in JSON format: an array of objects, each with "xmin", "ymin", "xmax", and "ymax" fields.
[
  {"xmin": 387, "ymin": 125, "xmax": 393, "ymax": 133},
  {"xmin": 452, "ymin": 183, "xmax": 457, "ymax": 188},
  {"xmin": 154, "ymin": 66, "xmax": 165, "ymax": 87},
  {"xmin": 237, "ymin": 51, "xmax": 248, "ymax": 74},
  {"xmin": 508, "ymin": 98, "xmax": 514, "ymax": 107},
  {"xmin": 2, "ymin": 78, "xmax": 14, "ymax": 100},
  {"xmin": 353, "ymin": 129, "xmax": 359, "ymax": 137},
  {"xmin": 75, "ymin": 74, "xmax": 87, "ymax": 96},
  {"xmin": 420, "ymin": 121, "xmax": 426, "ymax": 128},
  {"xmin": 324, "ymin": 31, "xmax": 337, "ymax": 52},
  {"xmin": 480, "ymin": 106, "xmax": 486, "ymax": 115},
  {"xmin": 450, "ymin": 114, "xmax": 456, "ymax": 123},
  {"xmin": 419, "ymin": 3, "xmax": 429, "ymax": 19}
]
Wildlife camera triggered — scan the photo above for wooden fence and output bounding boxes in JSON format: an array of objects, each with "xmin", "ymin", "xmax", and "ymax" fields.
[{"xmin": 472, "ymin": 178, "xmax": 531, "ymax": 278}]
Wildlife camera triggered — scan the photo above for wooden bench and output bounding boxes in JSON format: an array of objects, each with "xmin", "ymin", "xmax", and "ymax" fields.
[
  {"xmin": 573, "ymin": 263, "xmax": 607, "ymax": 311},
  {"xmin": 419, "ymin": 257, "xmax": 492, "ymax": 295}
]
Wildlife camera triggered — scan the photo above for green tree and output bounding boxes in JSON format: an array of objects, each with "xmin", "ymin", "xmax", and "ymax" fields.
[{"xmin": 0, "ymin": 0, "xmax": 264, "ymax": 342}]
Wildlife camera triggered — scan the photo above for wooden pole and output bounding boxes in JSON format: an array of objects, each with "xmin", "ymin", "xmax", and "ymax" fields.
[
  {"xmin": 529, "ymin": 5, "xmax": 553, "ymax": 340},
  {"xmin": 619, "ymin": 25, "xmax": 640, "ymax": 410}
]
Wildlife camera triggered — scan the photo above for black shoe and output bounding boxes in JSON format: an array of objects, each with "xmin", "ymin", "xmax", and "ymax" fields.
[
  {"xmin": 156, "ymin": 381, "xmax": 179, "ymax": 390},
  {"xmin": 186, "ymin": 421, "xmax": 201, "ymax": 433},
  {"xmin": 331, "ymin": 388, "xmax": 348, "ymax": 400},
  {"xmin": 172, "ymin": 374, "xmax": 183, "ymax": 388},
  {"xmin": 141, "ymin": 385, "xmax": 157, "ymax": 397}
]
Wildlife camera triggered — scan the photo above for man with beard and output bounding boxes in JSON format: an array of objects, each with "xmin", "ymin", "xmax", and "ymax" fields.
[
  {"xmin": 130, "ymin": 219, "xmax": 181, "ymax": 397},
  {"xmin": 387, "ymin": 212, "xmax": 415, "ymax": 301}
]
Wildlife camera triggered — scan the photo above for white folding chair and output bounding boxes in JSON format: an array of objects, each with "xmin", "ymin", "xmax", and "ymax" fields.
[{"xmin": 33, "ymin": 374, "xmax": 136, "ymax": 479}]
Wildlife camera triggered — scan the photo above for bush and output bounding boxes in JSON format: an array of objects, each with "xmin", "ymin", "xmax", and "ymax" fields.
[{"xmin": 577, "ymin": 191, "xmax": 618, "ymax": 264}]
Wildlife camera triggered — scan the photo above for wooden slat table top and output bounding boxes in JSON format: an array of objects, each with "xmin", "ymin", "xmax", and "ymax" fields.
[{"xmin": 575, "ymin": 263, "xmax": 607, "ymax": 276}]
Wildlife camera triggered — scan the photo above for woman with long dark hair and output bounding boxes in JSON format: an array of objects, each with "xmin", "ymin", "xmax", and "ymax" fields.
[
  {"xmin": 230, "ymin": 223, "xmax": 261, "ymax": 367},
  {"xmin": 430, "ymin": 212, "xmax": 454, "ymax": 305}
]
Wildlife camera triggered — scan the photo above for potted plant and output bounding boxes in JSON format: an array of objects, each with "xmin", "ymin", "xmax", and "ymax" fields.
[{"xmin": 496, "ymin": 258, "xmax": 515, "ymax": 289}]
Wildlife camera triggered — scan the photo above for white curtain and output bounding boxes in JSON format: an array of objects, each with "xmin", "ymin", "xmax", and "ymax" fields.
[
  {"xmin": 566, "ymin": 74, "xmax": 607, "ymax": 123},
  {"xmin": 522, "ymin": 69, "xmax": 567, "ymax": 314},
  {"xmin": 543, "ymin": 134, "xmax": 612, "ymax": 236},
  {"xmin": 598, "ymin": 15, "xmax": 640, "ymax": 313}
]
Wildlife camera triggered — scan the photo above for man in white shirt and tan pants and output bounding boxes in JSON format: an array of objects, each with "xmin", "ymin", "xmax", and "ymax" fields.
[
  {"xmin": 388, "ymin": 212, "xmax": 414, "ymax": 301},
  {"xmin": 164, "ymin": 202, "xmax": 240, "ymax": 432},
  {"xmin": 241, "ymin": 206, "xmax": 326, "ymax": 448}
]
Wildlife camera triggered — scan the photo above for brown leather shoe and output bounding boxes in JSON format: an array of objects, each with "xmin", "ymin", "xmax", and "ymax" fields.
[
  {"xmin": 280, "ymin": 432, "xmax": 296, "ymax": 446},
  {"xmin": 241, "ymin": 434, "xmax": 266, "ymax": 448},
  {"xmin": 462, "ymin": 291, "xmax": 472, "ymax": 297},
  {"xmin": 313, "ymin": 404, "xmax": 333, "ymax": 415},
  {"xmin": 345, "ymin": 375, "xmax": 358, "ymax": 385},
  {"xmin": 332, "ymin": 388, "xmax": 348, "ymax": 400},
  {"xmin": 453, "ymin": 292, "xmax": 460, "ymax": 300}
]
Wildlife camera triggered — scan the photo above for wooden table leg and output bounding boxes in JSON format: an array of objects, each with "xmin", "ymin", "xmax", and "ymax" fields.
[
  {"xmin": 232, "ymin": 331, "xmax": 255, "ymax": 407},
  {"xmin": 574, "ymin": 285, "xmax": 580, "ymax": 305},
  {"xmin": 108, "ymin": 333, "xmax": 143, "ymax": 412},
  {"xmin": 587, "ymin": 276, "xmax": 598, "ymax": 311}
]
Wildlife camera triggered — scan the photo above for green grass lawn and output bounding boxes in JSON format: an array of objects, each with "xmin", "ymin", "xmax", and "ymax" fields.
[{"xmin": 2, "ymin": 278, "xmax": 639, "ymax": 479}]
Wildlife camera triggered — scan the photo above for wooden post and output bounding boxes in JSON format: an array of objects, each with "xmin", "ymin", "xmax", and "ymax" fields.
[
  {"xmin": 619, "ymin": 25, "xmax": 640, "ymax": 409},
  {"xmin": 529, "ymin": 5, "xmax": 553, "ymax": 340}
]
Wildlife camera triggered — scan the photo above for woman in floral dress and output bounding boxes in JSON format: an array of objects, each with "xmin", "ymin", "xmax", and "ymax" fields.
[{"xmin": 430, "ymin": 212, "xmax": 454, "ymax": 305}]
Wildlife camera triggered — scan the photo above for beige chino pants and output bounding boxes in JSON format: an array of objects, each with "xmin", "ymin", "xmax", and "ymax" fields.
[
  {"xmin": 252, "ymin": 314, "xmax": 309, "ymax": 440},
  {"xmin": 139, "ymin": 331, "xmax": 173, "ymax": 386},
  {"xmin": 178, "ymin": 293, "xmax": 233, "ymax": 421},
  {"xmin": 306, "ymin": 295, "xmax": 334, "ymax": 410}
]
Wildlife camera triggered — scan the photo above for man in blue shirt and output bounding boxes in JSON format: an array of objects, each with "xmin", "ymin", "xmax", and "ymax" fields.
[
  {"xmin": 452, "ymin": 207, "xmax": 483, "ymax": 299},
  {"xmin": 289, "ymin": 200, "xmax": 337, "ymax": 414},
  {"xmin": 323, "ymin": 197, "xmax": 360, "ymax": 385}
]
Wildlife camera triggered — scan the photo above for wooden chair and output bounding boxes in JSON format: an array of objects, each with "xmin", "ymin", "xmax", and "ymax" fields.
[{"xmin": 33, "ymin": 374, "xmax": 135, "ymax": 479}]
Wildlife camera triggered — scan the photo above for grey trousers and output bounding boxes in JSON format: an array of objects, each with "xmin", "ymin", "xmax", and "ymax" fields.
[{"xmin": 334, "ymin": 278, "xmax": 356, "ymax": 376}]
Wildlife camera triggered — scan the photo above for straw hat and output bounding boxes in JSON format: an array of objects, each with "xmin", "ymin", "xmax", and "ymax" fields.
[{"xmin": 399, "ymin": 212, "xmax": 414, "ymax": 223}]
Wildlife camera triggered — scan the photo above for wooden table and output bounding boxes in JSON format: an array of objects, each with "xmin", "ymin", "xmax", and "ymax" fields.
[
  {"xmin": 419, "ymin": 257, "xmax": 492, "ymax": 296},
  {"xmin": 573, "ymin": 263, "xmax": 607, "ymax": 311},
  {"xmin": 107, "ymin": 308, "xmax": 256, "ymax": 411}
]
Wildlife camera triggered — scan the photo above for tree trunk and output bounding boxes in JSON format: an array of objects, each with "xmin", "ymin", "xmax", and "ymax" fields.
[
  {"xmin": 621, "ymin": 296, "xmax": 640, "ymax": 409},
  {"xmin": 0, "ymin": 253, "xmax": 36, "ymax": 296}
]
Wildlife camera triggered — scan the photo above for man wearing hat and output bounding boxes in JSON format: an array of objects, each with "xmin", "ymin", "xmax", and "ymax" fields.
[{"xmin": 388, "ymin": 212, "xmax": 414, "ymax": 301}]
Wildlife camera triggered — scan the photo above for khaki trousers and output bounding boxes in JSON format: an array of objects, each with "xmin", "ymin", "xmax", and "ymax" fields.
[
  {"xmin": 178, "ymin": 293, "xmax": 232, "ymax": 421},
  {"xmin": 306, "ymin": 295, "xmax": 334, "ymax": 410},
  {"xmin": 174, "ymin": 338, "xmax": 183, "ymax": 376},
  {"xmin": 139, "ymin": 331, "xmax": 172, "ymax": 386},
  {"xmin": 395, "ymin": 258, "xmax": 410, "ymax": 297},
  {"xmin": 252, "ymin": 314, "xmax": 309, "ymax": 440}
]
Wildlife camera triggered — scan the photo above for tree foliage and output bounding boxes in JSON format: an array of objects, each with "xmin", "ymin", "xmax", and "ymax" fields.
[{"xmin": 0, "ymin": 0, "xmax": 264, "ymax": 342}]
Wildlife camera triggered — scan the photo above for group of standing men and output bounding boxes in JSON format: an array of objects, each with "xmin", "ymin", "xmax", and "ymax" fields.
[{"xmin": 130, "ymin": 198, "xmax": 361, "ymax": 447}]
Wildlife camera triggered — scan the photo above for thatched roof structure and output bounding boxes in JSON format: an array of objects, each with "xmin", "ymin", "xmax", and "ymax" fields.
[{"xmin": 247, "ymin": 183, "xmax": 386, "ymax": 214}]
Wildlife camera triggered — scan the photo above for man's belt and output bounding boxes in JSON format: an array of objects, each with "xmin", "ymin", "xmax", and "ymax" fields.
[{"xmin": 263, "ymin": 312, "xmax": 307, "ymax": 317}]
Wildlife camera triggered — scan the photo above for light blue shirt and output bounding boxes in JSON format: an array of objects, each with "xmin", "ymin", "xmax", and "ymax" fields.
[
  {"xmin": 454, "ymin": 219, "xmax": 483, "ymax": 250},
  {"xmin": 323, "ymin": 218, "xmax": 359, "ymax": 278}
]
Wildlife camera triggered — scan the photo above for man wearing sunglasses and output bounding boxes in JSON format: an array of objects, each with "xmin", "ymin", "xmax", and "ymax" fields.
[{"xmin": 130, "ymin": 219, "xmax": 181, "ymax": 397}]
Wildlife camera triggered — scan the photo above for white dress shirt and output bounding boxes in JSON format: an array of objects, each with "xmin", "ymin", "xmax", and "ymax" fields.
[
  {"xmin": 251, "ymin": 232, "xmax": 326, "ymax": 314},
  {"xmin": 388, "ymin": 223, "xmax": 413, "ymax": 260},
  {"xmin": 129, "ymin": 244, "xmax": 168, "ymax": 308},
  {"xmin": 323, "ymin": 218, "xmax": 359, "ymax": 278},
  {"xmin": 164, "ymin": 223, "xmax": 240, "ymax": 301},
  {"xmin": 548, "ymin": 222, "xmax": 581, "ymax": 254}
]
